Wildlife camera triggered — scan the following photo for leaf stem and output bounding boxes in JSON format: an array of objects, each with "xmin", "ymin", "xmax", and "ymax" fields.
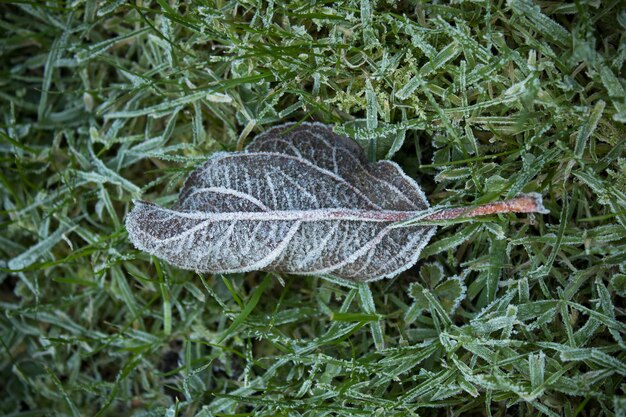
[
  {"xmin": 392, "ymin": 193, "xmax": 549, "ymax": 228},
  {"xmin": 424, "ymin": 192, "xmax": 549, "ymax": 221}
]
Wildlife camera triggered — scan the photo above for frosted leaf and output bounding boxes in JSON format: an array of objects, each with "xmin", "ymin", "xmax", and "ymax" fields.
[
  {"xmin": 611, "ymin": 274, "xmax": 626, "ymax": 297},
  {"xmin": 126, "ymin": 122, "xmax": 547, "ymax": 282},
  {"xmin": 127, "ymin": 122, "xmax": 434, "ymax": 282},
  {"xmin": 419, "ymin": 262, "xmax": 445, "ymax": 287},
  {"xmin": 407, "ymin": 275, "xmax": 466, "ymax": 317}
]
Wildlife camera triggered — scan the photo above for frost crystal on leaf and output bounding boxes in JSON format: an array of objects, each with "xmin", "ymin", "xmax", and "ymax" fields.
[
  {"xmin": 126, "ymin": 122, "xmax": 437, "ymax": 282},
  {"xmin": 126, "ymin": 122, "xmax": 547, "ymax": 282}
]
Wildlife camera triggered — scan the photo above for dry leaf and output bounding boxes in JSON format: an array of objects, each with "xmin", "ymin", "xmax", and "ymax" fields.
[{"xmin": 126, "ymin": 122, "xmax": 546, "ymax": 282}]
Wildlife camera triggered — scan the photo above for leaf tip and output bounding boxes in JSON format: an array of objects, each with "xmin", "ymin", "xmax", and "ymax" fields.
[{"xmin": 125, "ymin": 199, "xmax": 154, "ymax": 251}]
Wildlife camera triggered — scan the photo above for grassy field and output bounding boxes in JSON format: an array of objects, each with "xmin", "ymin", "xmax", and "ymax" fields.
[{"xmin": 1, "ymin": 1, "xmax": 625, "ymax": 416}]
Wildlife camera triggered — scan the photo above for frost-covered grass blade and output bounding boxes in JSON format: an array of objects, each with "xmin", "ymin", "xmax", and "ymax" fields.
[{"xmin": 1, "ymin": 1, "xmax": 624, "ymax": 416}]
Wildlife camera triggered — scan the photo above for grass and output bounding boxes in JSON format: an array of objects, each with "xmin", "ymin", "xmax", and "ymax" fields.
[{"xmin": 1, "ymin": 0, "xmax": 625, "ymax": 416}]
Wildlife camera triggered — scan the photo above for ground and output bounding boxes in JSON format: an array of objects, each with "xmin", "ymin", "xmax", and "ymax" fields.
[{"xmin": 1, "ymin": 1, "xmax": 625, "ymax": 416}]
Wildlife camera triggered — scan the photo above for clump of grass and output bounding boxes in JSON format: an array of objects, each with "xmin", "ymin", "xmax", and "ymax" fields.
[{"xmin": 1, "ymin": 1, "xmax": 625, "ymax": 416}]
